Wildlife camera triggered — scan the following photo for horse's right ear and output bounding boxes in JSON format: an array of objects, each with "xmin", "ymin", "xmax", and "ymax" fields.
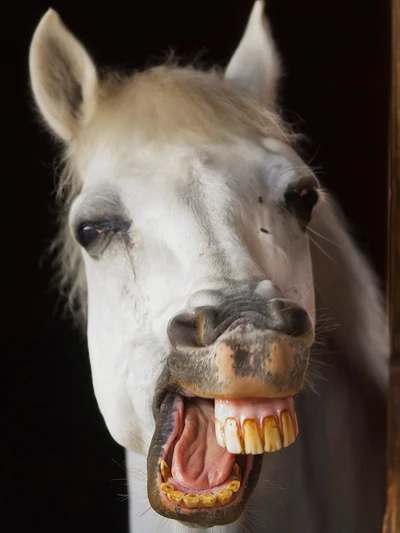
[{"xmin": 29, "ymin": 9, "xmax": 98, "ymax": 142}]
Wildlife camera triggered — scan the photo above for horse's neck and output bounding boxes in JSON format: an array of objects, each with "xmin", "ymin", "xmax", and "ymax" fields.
[{"xmin": 126, "ymin": 347, "xmax": 386, "ymax": 533}]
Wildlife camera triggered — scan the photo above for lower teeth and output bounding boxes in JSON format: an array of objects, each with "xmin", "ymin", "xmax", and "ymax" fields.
[
  {"xmin": 160, "ymin": 461, "xmax": 242, "ymax": 508},
  {"xmin": 200, "ymin": 492, "xmax": 217, "ymax": 507}
]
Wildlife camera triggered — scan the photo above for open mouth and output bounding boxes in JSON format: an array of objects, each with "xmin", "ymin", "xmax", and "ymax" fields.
[{"xmin": 147, "ymin": 391, "xmax": 298, "ymax": 527}]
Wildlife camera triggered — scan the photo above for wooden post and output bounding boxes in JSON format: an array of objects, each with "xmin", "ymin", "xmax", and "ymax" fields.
[{"xmin": 383, "ymin": 0, "xmax": 400, "ymax": 531}]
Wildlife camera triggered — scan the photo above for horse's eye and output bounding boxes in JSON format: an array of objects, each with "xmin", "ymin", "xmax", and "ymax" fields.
[
  {"xmin": 77, "ymin": 224, "xmax": 105, "ymax": 248},
  {"xmin": 75, "ymin": 220, "xmax": 131, "ymax": 255},
  {"xmin": 284, "ymin": 186, "xmax": 319, "ymax": 226}
]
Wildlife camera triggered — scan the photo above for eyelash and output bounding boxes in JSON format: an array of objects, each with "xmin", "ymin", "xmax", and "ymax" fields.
[{"xmin": 75, "ymin": 220, "xmax": 131, "ymax": 253}]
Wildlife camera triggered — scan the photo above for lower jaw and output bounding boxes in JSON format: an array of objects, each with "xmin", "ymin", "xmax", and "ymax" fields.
[{"xmin": 153, "ymin": 454, "xmax": 264, "ymax": 527}]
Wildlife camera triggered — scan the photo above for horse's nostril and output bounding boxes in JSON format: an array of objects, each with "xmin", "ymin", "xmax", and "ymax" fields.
[
  {"xmin": 167, "ymin": 313, "xmax": 199, "ymax": 349},
  {"xmin": 267, "ymin": 298, "xmax": 312, "ymax": 337},
  {"xmin": 167, "ymin": 307, "xmax": 219, "ymax": 349}
]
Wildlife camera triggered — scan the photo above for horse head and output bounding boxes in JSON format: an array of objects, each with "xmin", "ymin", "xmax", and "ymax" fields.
[{"xmin": 28, "ymin": 2, "xmax": 388, "ymax": 530}]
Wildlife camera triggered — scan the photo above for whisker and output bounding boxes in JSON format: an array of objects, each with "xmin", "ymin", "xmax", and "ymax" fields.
[
  {"xmin": 139, "ymin": 504, "xmax": 153, "ymax": 519},
  {"xmin": 307, "ymin": 226, "xmax": 342, "ymax": 248},
  {"xmin": 308, "ymin": 234, "xmax": 337, "ymax": 264}
]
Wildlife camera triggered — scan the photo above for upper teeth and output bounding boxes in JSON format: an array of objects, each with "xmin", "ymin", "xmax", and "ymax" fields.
[{"xmin": 215, "ymin": 410, "xmax": 297, "ymax": 454}]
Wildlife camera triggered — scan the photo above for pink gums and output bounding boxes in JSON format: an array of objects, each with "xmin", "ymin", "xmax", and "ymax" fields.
[{"xmin": 214, "ymin": 396, "xmax": 296, "ymax": 428}]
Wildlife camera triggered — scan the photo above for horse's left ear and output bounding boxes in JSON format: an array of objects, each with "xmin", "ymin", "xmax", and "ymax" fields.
[{"xmin": 225, "ymin": 1, "xmax": 281, "ymax": 109}]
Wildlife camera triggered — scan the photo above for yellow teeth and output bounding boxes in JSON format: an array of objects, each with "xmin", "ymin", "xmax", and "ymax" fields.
[
  {"xmin": 215, "ymin": 412, "xmax": 298, "ymax": 454},
  {"xmin": 232, "ymin": 462, "xmax": 241, "ymax": 478},
  {"xmin": 183, "ymin": 493, "xmax": 200, "ymax": 508},
  {"xmin": 216, "ymin": 489, "xmax": 233, "ymax": 505},
  {"xmin": 215, "ymin": 419, "xmax": 225, "ymax": 447},
  {"xmin": 160, "ymin": 460, "xmax": 171, "ymax": 482},
  {"xmin": 167, "ymin": 490, "xmax": 184, "ymax": 504},
  {"xmin": 243, "ymin": 419, "xmax": 264, "ymax": 454},
  {"xmin": 263, "ymin": 416, "xmax": 283, "ymax": 452},
  {"xmin": 163, "ymin": 484, "xmax": 236, "ymax": 507},
  {"xmin": 161, "ymin": 482, "xmax": 174, "ymax": 493},
  {"xmin": 224, "ymin": 418, "xmax": 243, "ymax": 454},
  {"xmin": 160, "ymin": 414, "xmax": 297, "ymax": 509},
  {"xmin": 226, "ymin": 480, "xmax": 241, "ymax": 492},
  {"xmin": 281, "ymin": 410, "xmax": 296, "ymax": 447},
  {"xmin": 200, "ymin": 492, "xmax": 217, "ymax": 507},
  {"xmin": 160, "ymin": 466, "xmax": 240, "ymax": 507}
]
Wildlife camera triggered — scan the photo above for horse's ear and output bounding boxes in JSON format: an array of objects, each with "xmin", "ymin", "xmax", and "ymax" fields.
[
  {"xmin": 225, "ymin": 1, "xmax": 281, "ymax": 109},
  {"xmin": 29, "ymin": 9, "xmax": 98, "ymax": 142}
]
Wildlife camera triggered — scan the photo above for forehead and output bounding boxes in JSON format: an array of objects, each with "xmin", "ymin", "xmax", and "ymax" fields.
[
  {"xmin": 69, "ymin": 65, "xmax": 294, "ymax": 178},
  {"xmin": 75, "ymin": 136, "xmax": 313, "ymax": 202}
]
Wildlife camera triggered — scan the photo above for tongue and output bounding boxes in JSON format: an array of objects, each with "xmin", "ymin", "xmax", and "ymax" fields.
[{"xmin": 171, "ymin": 398, "xmax": 236, "ymax": 490}]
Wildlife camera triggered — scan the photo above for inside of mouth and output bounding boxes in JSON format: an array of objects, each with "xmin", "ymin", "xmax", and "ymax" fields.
[
  {"xmin": 172, "ymin": 398, "xmax": 236, "ymax": 490},
  {"xmin": 159, "ymin": 394, "xmax": 297, "ymax": 508}
]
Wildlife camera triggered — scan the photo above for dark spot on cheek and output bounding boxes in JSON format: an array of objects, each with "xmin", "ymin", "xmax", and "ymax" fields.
[
  {"xmin": 258, "ymin": 196, "xmax": 263, "ymax": 204},
  {"xmin": 260, "ymin": 228, "xmax": 270, "ymax": 234}
]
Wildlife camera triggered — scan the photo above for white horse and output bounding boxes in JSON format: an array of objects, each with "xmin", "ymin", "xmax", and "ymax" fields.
[{"xmin": 29, "ymin": 2, "xmax": 389, "ymax": 532}]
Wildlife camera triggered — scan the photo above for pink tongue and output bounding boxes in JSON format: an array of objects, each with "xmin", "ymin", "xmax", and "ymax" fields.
[{"xmin": 171, "ymin": 399, "xmax": 236, "ymax": 490}]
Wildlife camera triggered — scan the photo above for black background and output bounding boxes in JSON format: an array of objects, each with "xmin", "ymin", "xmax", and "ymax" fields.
[{"xmin": 4, "ymin": 1, "xmax": 390, "ymax": 532}]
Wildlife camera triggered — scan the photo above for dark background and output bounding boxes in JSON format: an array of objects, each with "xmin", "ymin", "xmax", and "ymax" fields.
[{"xmin": 4, "ymin": 1, "xmax": 390, "ymax": 532}]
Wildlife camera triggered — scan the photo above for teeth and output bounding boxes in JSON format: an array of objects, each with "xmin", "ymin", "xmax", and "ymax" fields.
[
  {"xmin": 200, "ymin": 492, "xmax": 217, "ymax": 507},
  {"xmin": 243, "ymin": 419, "xmax": 264, "ymax": 454},
  {"xmin": 281, "ymin": 410, "xmax": 295, "ymax": 447},
  {"xmin": 183, "ymin": 493, "xmax": 200, "ymax": 508},
  {"xmin": 216, "ymin": 489, "xmax": 233, "ymax": 505},
  {"xmin": 162, "ymin": 412, "xmax": 298, "ymax": 509},
  {"xmin": 159, "ymin": 459, "xmax": 239, "ymax": 507},
  {"xmin": 163, "ymin": 486, "xmax": 233, "ymax": 507},
  {"xmin": 226, "ymin": 480, "xmax": 241, "ymax": 492},
  {"xmin": 232, "ymin": 462, "xmax": 241, "ymax": 478},
  {"xmin": 161, "ymin": 480, "xmax": 237, "ymax": 507},
  {"xmin": 161, "ymin": 482, "xmax": 174, "ymax": 493},
  {"xmin": 160, "ymin": 460, "xmax": 171, "ymax": 481},
  {"xmin": 215, "ymin": 419, "xmax": 225, "ymax": 447},
  {"xmin": 293, "ymin": 412, "xmax": 299, "ymax": 437},
  {"xmin": 263, "ymin": 416, "xmax": 283, "ymax": 452},
  {"xmin": 216, "ymin": 410, "xmax": 298, "ymax": 455},
  {"xmin": 167, "ymin": 491, "xmax": 184, "ymax": 504},
  {"xmin": 224, "ymin": 418, "xmax": 243, "ymax": 454}
]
